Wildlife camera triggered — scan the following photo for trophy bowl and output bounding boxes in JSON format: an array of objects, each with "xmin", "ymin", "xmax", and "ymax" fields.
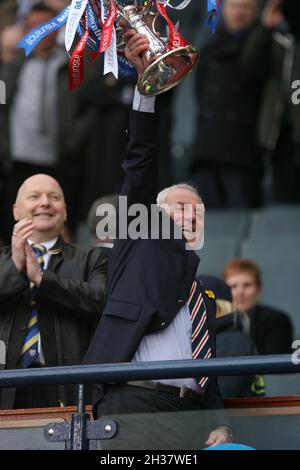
[
  {"xmin": 119, "ymin": 3, "xmax": 199, "ymax": 96},
  {"xmin": 138, "ymin": 45, "xmax": 199, "ymax": 96}
]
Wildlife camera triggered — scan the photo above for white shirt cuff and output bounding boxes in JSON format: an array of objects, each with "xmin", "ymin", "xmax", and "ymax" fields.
[{"xmin": 132, "ymin": 86, "xmax": 155, "ymax": 113}]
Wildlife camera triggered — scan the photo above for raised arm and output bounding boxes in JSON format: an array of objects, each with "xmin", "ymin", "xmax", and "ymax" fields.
[{"xmin": 120, "ymin": 31, "xmax": 160, "ymax": 208}]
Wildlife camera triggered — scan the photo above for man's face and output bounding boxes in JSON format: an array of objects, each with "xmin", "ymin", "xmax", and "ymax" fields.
[
  {"xmin": 225, "ymin": 271, "xmax": 261, "ymax": 312},
  {"xmin": 222, "ymin": 0, "xmax": 257, "ymax": 32},
  {"xmin": 13, "ymin": 175, "xmax": 67, "ymax": 241},
  {"xmin": 25, "ymin": 11, "xmax": 58, "ymax": 55},
  {"xmin": 162, "ymin": 188, "xmax": 205, "ymax": 249},
  {"xmin": 0, "ymin": 25, "xmax": 24, "ymax": 64}
]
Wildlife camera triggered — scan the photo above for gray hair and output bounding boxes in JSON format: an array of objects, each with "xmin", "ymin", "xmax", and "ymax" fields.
[{"xmin": 156, "ymin": 183, "xmax": 201, "ymax": 206}]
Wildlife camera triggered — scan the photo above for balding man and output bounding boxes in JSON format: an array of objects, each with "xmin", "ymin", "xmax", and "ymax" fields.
[{"xmin": 0, "ymin": 174, "xmax": 107, "ymax": 409}]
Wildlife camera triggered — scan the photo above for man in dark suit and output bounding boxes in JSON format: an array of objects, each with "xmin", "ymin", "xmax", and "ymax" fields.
[
  {"xmin": 0, "ymin": 174, "xmax": 107, "ymax": 409},
  {"xmin": 83, "ymin": 31, "xmax": 231, "ymax": 449}
]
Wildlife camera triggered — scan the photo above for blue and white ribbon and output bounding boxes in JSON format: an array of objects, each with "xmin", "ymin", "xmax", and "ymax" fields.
[
  {"xmin": 101, "ymin": 0, "xmax": 118, "ymax": 79},
  {"xmin": 206, "ymin": 0, "xmax": 223, "ymax": 33},
  {"xmin": 117, "ymin": 53, "xmax": 136, "ymax": 77},
  {"xmin": 104, "ymin": 26, "xmax": 118, "ymax": 78},
  {"xmin": 65, "ymin": 0, "xmax": 88, "ymax": 52},
  {"xmin": 16, "ymin": 5, "xmax": 70, "ymax": 56}
]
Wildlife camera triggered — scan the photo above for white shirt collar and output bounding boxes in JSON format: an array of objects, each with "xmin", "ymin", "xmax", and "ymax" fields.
[{"xmin": 28, "ymin": 237, "xmax": 58, "ymax": 251}]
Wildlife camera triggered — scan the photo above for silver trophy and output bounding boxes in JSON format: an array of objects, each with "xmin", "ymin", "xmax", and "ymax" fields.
[{"xmin": 116, "ymin": 1, "xmax": 199, "ymax": 96}]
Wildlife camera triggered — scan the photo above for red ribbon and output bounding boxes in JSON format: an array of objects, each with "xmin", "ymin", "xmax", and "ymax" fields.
[
  {"xmin": 69, "ymin": 11, "xmax": 89, "ymax": 91},
  {"xmin": 89, "ymin": 0, "xmax": 117, "ymax": 63},
  {"xmin": 99, "ymin": 0, "xmax": 117, "ymax": 53},
  {"xmin": 156, "ymin": 0, "xmax": 186, "ymax": 50}
]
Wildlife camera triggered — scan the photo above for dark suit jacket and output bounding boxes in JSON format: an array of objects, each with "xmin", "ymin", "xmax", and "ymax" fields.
[
  {"xmin": 84, "ymin": 109, "xmax": 223, "ymax": 412},
  {"xmin": 191, "ymin": 26, "xmax": 263, "ymax": 169},
  {"xmin": 0, "ymin": 237, "xmax": 107, "ymax": 408},
  {"xmin": 249, "ymin": 304, "xmax": 293, "ymax": 355}
]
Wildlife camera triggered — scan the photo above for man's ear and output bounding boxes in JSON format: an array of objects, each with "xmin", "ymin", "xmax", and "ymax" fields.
[{"xmin": 12, "ymin": 203, "xmax": 19, "ymax": 222}]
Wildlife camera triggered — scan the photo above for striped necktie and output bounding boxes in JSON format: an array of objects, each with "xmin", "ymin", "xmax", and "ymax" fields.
[
  {"xmin": 21, "ymin": 244, "xmax": 46, "ymax": 368},
  {"xmin": 188, "ymin": 280, "xmax": 212, "ymax": 389}
]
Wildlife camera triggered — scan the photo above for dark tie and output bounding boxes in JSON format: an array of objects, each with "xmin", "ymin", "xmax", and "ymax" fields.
[
  {"xmin": 188, "ymin": 280, "xmax": 212, "ymax": 389},
  {"xmin": 21, "ymin": 244, "xmax": 46, "ymax": 368}
]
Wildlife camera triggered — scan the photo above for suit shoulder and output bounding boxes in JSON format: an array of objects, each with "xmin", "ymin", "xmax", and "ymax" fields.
[
  {"xmin": 256, "ymin": 304, "xmax": 292, "ymax": 325},
  {"xmin": 62, "ymin": 243, "xmax": 108, "ymax": 263}
]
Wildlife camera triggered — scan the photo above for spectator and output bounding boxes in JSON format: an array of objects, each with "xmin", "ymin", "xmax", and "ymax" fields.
[
  {"xmin": 200, "ymin": 275, "xmax": 265, "ymax": 398},
  {"xmin": 0, "ymin": 174, "xmax": 107, "ymax": 409},
  {"xmin": 242, "ymin": 0, "xmax": 296, "ymax": 204},
  {"xmin": 15, "ymin": 1, "xmax": 68, "ymax": 24},
  {"xmin": 83, "ymin": 31, "xmax": 231, "ymax": 450},
  {"xmin": 0, "ymin": 2, "xmax": 96, "ymax": 243},
  {"xmin": 0, "ymin": 1, "xmax": 17, "ymax": 31},
  {"xmin": 190, "ymin": 0, "xmax": 263, "ymax": 208},
  {"xmin": 16, "ymin": 0, "xmax": 41, "ymax": 22},
  {"xmin": 190, "ymin": 0, "xmax": 295, "ymax": 208},
  {"xmin": 0, "ymin": 24, "xmax": 24, "ymax": 65},
  {"xmin": 44, "ymin": 0, "xmax": 70, "ymax": 12},
  {"xmin": 223, "ymin": 258, "xmax": 293, "ymax": 355},
  {"xmin": 87, "ymin": 194, "xmax": 118, "ymax": 250}
]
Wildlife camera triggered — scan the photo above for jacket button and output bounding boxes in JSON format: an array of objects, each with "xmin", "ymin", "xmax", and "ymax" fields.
[
  {"xmin": 161, "ymin": 322, "xmax": 167, "ymax": 327},
  {"xmin": 178, "ymin": 299, "xmax": 184, "ymax": 304}
]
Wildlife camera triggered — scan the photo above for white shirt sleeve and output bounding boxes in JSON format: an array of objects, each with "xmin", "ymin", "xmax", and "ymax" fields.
[{"xmin": 132, "ymin": 86, "xmax": 155, "ymax": 113}]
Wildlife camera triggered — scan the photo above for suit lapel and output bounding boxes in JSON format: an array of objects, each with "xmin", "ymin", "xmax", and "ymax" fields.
[{"xmin": 47, "ymin": 236, "xmax": 64, "ymax": 271}]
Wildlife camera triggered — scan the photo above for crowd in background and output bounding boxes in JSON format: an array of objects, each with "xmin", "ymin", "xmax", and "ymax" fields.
[
  {"xmin": 0, "ymin": 0, "xmax": 300, "ymax": 243},
  {"xmin": 0, "ymin": 0, "xmax": 298, "ymax": 409}
]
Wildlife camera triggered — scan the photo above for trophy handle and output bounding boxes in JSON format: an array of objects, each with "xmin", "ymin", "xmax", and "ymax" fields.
[
  {"xmin": 117, "ymin": 4, "xmax": 166, "ymax": 60},
  {"xmin": 151, "ymin": 12, "xmax": 160, "ymax": 37}
]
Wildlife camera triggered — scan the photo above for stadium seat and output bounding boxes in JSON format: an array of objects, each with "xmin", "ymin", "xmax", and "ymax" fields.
[
  {"xmin": 249, "ymin": 205, "xmax": 300, "ymax": 239},
  {"xmin": 204, "ymin": 209, "xmax": 251, "ymax": 240},
  {"xmin": 263, "ymin": 374, "xmax": 300, "ymax": 397},
  {"xmin": 197, "ymin": 237, "xmax": 239, "ymax": 277},
  {"xmin": 242, "ymin": 235, "xmax": 300, "ymax": 267}
]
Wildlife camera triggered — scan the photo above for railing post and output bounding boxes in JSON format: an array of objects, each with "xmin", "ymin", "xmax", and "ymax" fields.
[
  {"xmin": 45, "ymin": 382, "xmax": 117, "ymax": 448},
  {"xmin": 69, "ymin": 384, "xmax": 89, "ymax": 450}
]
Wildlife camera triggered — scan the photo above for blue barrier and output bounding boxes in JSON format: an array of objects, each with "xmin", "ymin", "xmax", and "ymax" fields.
[{"xmin": 0, "ymin": 354, "xmax": 298, "ymax": 388}]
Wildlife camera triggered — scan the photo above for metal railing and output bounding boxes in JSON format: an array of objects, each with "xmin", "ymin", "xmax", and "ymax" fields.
[
  {"xmin": 0, "ymin": 355, "xmax": 298, "ymax": 388},
  {"xmin": 0, "ymin": 354, "xmax": 299, "ymax": 450}
]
